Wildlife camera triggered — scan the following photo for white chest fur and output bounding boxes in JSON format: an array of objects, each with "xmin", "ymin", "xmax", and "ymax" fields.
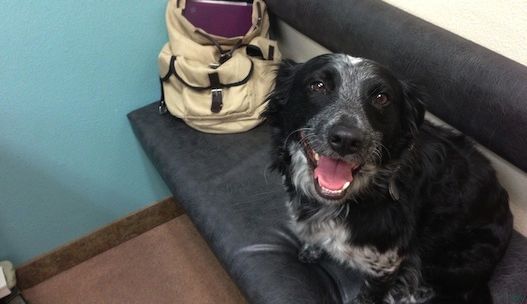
[{"xmin": 290, "ymin": 208, "xmax": 402, "ymax": 277}]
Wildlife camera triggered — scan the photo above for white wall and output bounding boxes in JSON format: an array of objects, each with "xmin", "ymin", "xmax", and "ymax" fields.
[{"xmin": 382, "ymin": 0, "xmax": 527, "ymax": 66}]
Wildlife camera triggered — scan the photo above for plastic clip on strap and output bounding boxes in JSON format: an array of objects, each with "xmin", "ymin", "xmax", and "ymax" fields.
[
  {"xmin": 208, "ymin": 72, "xmax": 223, "ymax": 113},
  {"xmin": 195, "ymin": 30, "xmax": 244, "ymax": 65},
  {"xmin": 158, "ymin": 78, "xmax": 168, "ymax": 115}
]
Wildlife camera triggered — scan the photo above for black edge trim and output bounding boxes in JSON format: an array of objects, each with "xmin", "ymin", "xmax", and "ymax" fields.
[{"xmin": 161, "ymin": 56, "xmax": 177, "ymax": 82}]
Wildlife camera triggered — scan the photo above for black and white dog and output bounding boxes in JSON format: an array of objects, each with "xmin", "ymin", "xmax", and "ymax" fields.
[{"xmin": 263, "ymin": 54, "xmax": 513, "ymax": 304}]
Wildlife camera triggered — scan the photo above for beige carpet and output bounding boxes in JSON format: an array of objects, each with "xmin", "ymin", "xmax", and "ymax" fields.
[{"xmin": 23, "ymin": 215, "xmax": 246, "ymax": 304}]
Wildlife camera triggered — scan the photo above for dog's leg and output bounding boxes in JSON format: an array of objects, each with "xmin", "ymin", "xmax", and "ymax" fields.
[
  {"xmin": 298, "ymin": 244, "xmax": 324, "ymax": 263},
  {"xmin": 383, "ymin": 256, "xmax": 434, "ymax": 304},
  {"xmin": 353, "ymin": 255, "xmax": 434, "ymax": 304},
  {"xmin": 352, "ymin": 274, "xmax": 395, "ymax": 304}
]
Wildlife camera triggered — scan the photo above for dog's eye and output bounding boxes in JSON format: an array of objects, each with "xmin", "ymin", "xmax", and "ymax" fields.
[
  {"xmin": 309, "ymin": 81, "xmax": 327, "ymax": 93},
  {"xmin": 373, "ymin": 93, "xmax": 390, "ymax": 107}
]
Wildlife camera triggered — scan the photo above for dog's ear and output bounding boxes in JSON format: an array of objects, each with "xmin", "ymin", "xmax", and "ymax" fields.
[
  {"xmin": 400, "ymin": 81, "xmax": 426, "ymax": 137},
  {"xmin": 262, "ymin": 59, "xmax": 301, "ymax": 174},
  {"xmin": 261, "ymin": 59, "xmax": 300, "ymax": 120}
]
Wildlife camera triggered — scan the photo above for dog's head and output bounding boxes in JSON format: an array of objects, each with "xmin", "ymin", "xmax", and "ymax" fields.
[{"xmin": 263, "ymin": 54, "xmax": 425, "ymax": 204}]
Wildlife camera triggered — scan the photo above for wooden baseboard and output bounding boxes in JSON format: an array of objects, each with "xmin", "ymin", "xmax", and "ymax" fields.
[{"xmin": 16, "ymin": 197, "xmax": 184, "ymax": 289}]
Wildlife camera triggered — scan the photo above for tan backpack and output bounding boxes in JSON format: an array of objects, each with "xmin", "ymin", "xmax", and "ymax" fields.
[{"xmin": 158, "ymin": 0, "xmax": 281, "ymax": 133}]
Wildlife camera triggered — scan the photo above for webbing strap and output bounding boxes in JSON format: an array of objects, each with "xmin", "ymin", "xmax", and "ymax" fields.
[{"xmin": 208, "ymin": 72, "xmax": 223, "ymax": 113}]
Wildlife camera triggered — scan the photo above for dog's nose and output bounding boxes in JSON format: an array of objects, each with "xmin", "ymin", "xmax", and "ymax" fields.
[{"xmin": 328, "ymin": 125, "xmax": 364, "ymax": 155}]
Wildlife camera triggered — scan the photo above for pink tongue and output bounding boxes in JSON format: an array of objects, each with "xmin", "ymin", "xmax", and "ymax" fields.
[{"xmin": 314, "ymin": 156, "xmax": 355, "ymax": 190}]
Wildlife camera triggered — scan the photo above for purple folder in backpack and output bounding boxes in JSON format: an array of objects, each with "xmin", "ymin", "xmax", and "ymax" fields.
[{"xmin": 183, "ymin": 0, "xmax": 253, "ymax": 38}]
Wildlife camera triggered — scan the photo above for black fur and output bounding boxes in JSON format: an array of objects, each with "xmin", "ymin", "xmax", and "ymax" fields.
[{"xmin": 263, "ymin": 54, "xmax": 513, "ymax": 304}]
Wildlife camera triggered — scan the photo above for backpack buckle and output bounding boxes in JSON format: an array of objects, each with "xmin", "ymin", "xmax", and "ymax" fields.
[
  {"xmin": 219, "ymin": 52, "xmax": 232, "ymax": 64},
  {"xmin": 211, "ymin": 88, "xmax": 223, "ymax": 113},
  {"xmin": 209, "ymin": 72, "xmax": 223, "ymax": 113}
]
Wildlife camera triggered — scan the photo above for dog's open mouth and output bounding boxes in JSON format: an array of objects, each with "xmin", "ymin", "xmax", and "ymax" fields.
[{"xmin": 300, "ymin": 134, "xmax": 362, "ymax": 200}]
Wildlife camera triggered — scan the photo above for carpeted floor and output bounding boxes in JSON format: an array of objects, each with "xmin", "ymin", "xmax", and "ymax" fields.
[{"xmin": 23, "ymin": 215, "xmax": 246, "ymax": 304}]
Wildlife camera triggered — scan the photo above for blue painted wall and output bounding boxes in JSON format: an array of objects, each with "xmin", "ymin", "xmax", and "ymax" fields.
[{"xmin": 0, "ymin": 1, "xmax": 171, "ymax": 265}]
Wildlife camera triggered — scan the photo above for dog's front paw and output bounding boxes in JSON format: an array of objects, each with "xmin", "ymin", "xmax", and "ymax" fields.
[{"xmin": 298, "ymin": 244, "xmax": 323, "ymax": 264}]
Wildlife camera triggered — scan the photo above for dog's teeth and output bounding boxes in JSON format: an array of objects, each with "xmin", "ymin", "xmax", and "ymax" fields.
[
  {"xmin": 342, "ymin": 182, "xmax": 351, "ymax": 190},
  {"xmin": 314, "ymin": 152, "xmax": 320, "ymax": 162}
]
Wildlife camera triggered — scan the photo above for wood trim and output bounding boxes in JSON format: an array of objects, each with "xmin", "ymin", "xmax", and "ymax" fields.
[{"xmin": 16, "ymin": 197, "xmax": 184, "ymax": 289}]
